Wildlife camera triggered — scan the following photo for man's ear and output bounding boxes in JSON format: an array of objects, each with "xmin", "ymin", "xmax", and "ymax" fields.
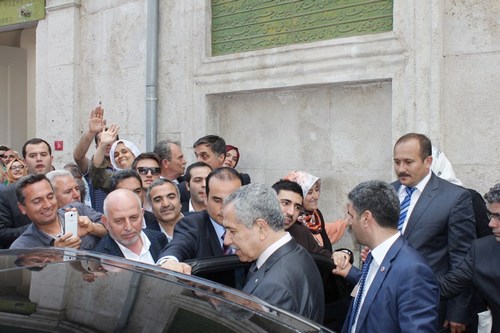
[
  {"xmin": 161, "ymin": 159, "xmax": 170, "ymax": 169},
  {"xmin": 362, "ymin": 211, "xmax": 373, "ymax": 227},
  {"xmin": 255, "ymin": 219, "xmax": 268, "ymax": 239},
  {"xmin": 17, "ymin": 202, "xmax": 27, "ymax": 215},
  {"xmin": 217, "ymin": 153, "xmax": 225, "ymax": 165},
  {"xmin": 101, "ymin": 215, "xmax": 109, "ymax": 229},
  {"xmin": 424, "ymin": 155, "xmax": 433, "ymax": 169}
]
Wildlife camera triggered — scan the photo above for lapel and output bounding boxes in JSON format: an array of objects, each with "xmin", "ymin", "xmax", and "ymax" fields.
[
  {"xmin": 242, "ymin": 239, "xmax": 296, "ymax": 293},
  {"xmin": 104, "ymin": 235, "xmax": 125, "ymax": 258},
  {"xmin": 144, "ymin": 230, "xmax": 161, "ymax": 261},
  {"xmin": 403, "ymin": 173, "xmax": 438, "ymax": 236},
  {"xmin": 355, "ymin": 236, "xmax": 405, "ymax": 332},
  {"xmin": 203, "ymin": 211, "xmax": 224, "ymax": 256}
]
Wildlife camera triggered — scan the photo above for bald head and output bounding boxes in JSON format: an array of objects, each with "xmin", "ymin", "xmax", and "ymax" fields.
[
  {"xmin": 102, "ymin": 189, "xmax": 144, "ymax": 249},
  {"xmin": 103, "ymin": 189, "xmax": 142, "ymax": 217}
]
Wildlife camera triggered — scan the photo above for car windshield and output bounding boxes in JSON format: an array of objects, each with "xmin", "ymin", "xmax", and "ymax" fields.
[{"xmin": 0, "ymin": 248, "xmax": 331, "ymax": 333}]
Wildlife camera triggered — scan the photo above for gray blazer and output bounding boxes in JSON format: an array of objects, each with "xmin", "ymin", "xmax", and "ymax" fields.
[
  {"xmin": 243, "ymin": 239, "xmax": 324, "ymax": 323},
  {"xmin": 393, "ymin": 172, "xmax": 476, "ymax": 323}
]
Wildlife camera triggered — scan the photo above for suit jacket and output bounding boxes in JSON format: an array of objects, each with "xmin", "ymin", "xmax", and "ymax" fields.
[
  {"xmin": 439, "ymin": 235, "xmax": 500, "ymax": 333},
  {"xmin": 392, "ymin": 172, "xmax": 476, "ymax": 323},
  {"xmin": 0, "ymin": 184, "xmax": 31, "ymax": 248},
  {"xmin": 243, "ymin": 239, "xmax": 324, "ymax": 323},
  {"xmin": 288, "ymin": 223, "xmax": 332, "ymax": 258},
  {"xmin": 93, "ymin": 229, "xmax": 167, "ymax": 262},
  {"xmin": 144, "ymin": 210, "xmax": 160, "ymax": 231},
  {"xmin": 180, "ymin": 200, "xmax": 189, "ymax": 214},
  {"xmin": 177, "ymin": 180, "xmax": 190, "ymax": 208},
  {"xmin": 158, "ymin": 210, "xmax": 223, "ymax": 262},
  {"xmin": 342, "ymin": 236, "xmax": 439, "ymax": 333}
]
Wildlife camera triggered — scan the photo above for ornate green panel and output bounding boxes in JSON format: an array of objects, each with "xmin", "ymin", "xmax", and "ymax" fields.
[
  {"xmin": 0, "ymin": 0, "xmax": 46, "ymax": 28},
  {"xmin": 211, "ymin": 0, "xmax": 393, "ymax": 56}
]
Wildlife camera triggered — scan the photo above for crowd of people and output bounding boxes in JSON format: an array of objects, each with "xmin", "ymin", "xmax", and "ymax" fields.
[{"xmin": 0, "ymin": 106, "xmax": 499, "ymax": 332}]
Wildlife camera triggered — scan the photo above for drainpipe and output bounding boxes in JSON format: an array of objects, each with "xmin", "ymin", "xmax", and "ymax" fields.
[{"xmin": 145, "ymin": 0, "xmax": 159, "ymax": 151}]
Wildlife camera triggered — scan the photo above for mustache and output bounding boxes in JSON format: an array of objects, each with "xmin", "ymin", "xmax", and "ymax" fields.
[{"xmin": 398, "ymin": 172, "xmax": 411, "ymax": 178}]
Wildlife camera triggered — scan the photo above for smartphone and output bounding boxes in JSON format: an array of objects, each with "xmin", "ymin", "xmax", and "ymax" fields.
[{"xmin": 64, "ymin": 211, "xmax": 79, "ymax": 238}]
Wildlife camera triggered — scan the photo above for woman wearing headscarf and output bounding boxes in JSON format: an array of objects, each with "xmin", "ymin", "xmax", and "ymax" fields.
[
  {"xmin": 4, "ymin": 158, "xmax": 28, "ymax": 185},
  {"xmin": 91, "ymin": 135, "xmax": 141, "ymax": 192},
  {"xmin": 223, "ymin": 144, "xmax": 251, "ymax": 185},
  {"xmin": 284, "ymin": 170, "xmax": 348, "ymax": 252}
]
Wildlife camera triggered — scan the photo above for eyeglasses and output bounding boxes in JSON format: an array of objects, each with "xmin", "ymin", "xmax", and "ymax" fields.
[
  {"xmin": 10, "ymin": 165, "xmax": 25, "ymax": 171},
  {"xmin": 487, "ymin": 210, "xmax": 500, "ymax": 222},
  {"xmin": 137, "ymin": 167, "xmax": 161, "ymax": 176}
]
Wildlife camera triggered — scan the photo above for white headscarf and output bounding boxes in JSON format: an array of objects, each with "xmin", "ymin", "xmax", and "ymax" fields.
[{"xmin": 109, "ymin": 139, "xmax": 141, "ymax": 171}]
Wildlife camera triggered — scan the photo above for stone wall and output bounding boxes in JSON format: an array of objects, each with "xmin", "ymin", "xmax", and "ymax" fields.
[{"xmin": 35, "ymin": 0, "xmax": 500, "ymax": 224}]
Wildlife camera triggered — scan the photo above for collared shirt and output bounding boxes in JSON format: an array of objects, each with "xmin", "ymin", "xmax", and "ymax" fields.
[
  {"xmin": 351, "ymin": 232, "xmax": 400, "ymax": 333},
  {"xmin": 157, "ymin": 213, "xmax": 183, "ymax": 242},
  {"xmin": 210, "ymin": 216, "xmax": 226, "ymax": 248},
  {"xmin": 398, "ymin": 171, "xmax": 432, "ymax": 233},
  {"xmin": 188, "ymin": 199, "xmax": 195, "ymax": 212},
  {"xmin": 157, "ymin": 223, "xmax": 173, "ymax": 242},
  {"xmin": 10, "ymin": 223, "xmax": 63, "ymax": 249},
  {"xmin": 256, "ymin": 233, "xmax": 292, "ymax": 269},
  {"xmin": 115, "ymin": 231, "xmax": 155, "ymax": 265}
]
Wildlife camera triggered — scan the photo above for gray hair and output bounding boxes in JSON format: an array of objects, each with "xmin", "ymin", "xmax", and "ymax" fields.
[
  {"xmin": 348, "ymin": 180, "xmax": 400, "ymax": 229},
  {"xmin": 484, "ymin": 183, "xmax": 500, "ymax": 204},
  {"xmin": 223, "ymin": 184, "xmax": 283, "ymax": 231},
  {"xmin": 154, "ymin": 139, "xmax": 180, "ymax": 162},
  {"xmin": 46, "ymin": 170, "xmax": 74, "ymax": 191},
  {"xmin": 146, "ymin": 178, "xmax": 180, "ymax": 205}
]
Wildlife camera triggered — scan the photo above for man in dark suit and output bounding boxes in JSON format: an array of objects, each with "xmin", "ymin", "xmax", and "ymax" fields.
[
  {"xmin": 392, "ymin": 133, "xmax": 476, "ymax": 332},
  {"xmin": 153, "ymin": 139, "xmax": 186, "ymax": 185},
  {"xmin": 94, "ymin": 189, "xmax": 167, "ymax": 263},
  {"xmin": 146, "ymin": 178, "xmax": 184, "ymax": 242},
  {"xmin": 439, "ymin": 183, "xmax": 500, "ymax": 332},
  {"xmin": 108, "ymin": 169, "xmax": 158, "ymax": 230},
  {"xmin": 179, "ymin": 162, "xmax": 212, "ymax": 213},
  {"xmin": 0, "ymin": 138, "xmax": 54, "ymax": 248},
  {"xmin": 333, "ymin": 180, "xmax": 439, "ymax": 332},
  {"xmin": 223, "ymin": 183, "xmax": 324, "ymax": 323},
  {"xmin": 157, "ymin": 167, "xmax": 242, "ymax": 273}
]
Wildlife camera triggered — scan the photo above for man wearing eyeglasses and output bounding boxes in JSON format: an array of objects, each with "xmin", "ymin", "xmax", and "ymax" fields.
[{"xmin": 439, "ymin": 183, "xmax": 500, "ymax": 333}]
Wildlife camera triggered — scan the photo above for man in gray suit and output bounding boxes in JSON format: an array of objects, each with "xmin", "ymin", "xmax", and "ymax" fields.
[
  {"xmin": 439, "ymin": 183, "xmax": 500, "ymax": 333},
  {"xmin": 392, "ymin": 133, "xmax": 476, "ymax": 333},
  {"xmin": 222, "ymin": 184, "xmax": 324, "ymax": 323}
]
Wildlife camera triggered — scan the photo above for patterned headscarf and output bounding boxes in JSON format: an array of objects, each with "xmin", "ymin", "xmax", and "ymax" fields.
[
  {"xmin": 109, "ymin": 140, "xmax": 141, "ymax": 171},
  {"xmin": 284, "ymin": 171, "xmax": 322, "ymax": 234},
  {"xmin": 5, "ymin": 158, "xmax": 28, "ymax": 184}
]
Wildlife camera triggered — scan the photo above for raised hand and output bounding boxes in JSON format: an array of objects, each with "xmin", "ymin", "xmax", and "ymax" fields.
[{"xmin": 89, "ymin": 106, "xmax": 106, "ymax": 135}]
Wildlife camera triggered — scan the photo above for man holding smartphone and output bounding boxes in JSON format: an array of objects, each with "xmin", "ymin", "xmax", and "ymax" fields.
[{"xmin": 9, "ymin": 174, "xmax": 98, "ymax": 250}]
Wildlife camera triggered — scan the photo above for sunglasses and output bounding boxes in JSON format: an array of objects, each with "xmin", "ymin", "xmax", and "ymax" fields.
[{"xmin": 137, "ymin": 167, "xmax": 161, "ymax": 176}]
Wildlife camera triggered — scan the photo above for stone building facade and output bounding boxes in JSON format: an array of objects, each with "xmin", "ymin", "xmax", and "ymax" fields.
[{"xmin": 1, "ymin": 0, "xmax": 499, "ymax": 223}]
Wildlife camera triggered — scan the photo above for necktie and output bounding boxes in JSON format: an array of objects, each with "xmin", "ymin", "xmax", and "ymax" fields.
[
  {"xmin": 348, "ymin": 252, "xmax": 373, "ymax": 332},
  {"xmin": 245, "ymin": 262, "xmax": 258, "ymax": 284},
  {"xmin": 221, "ymin": 233, "xmax": 231, "ymax": 255},
  {"xmin": 398, "ymin": 187, "xmax": 416, "ymax": 231}
]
